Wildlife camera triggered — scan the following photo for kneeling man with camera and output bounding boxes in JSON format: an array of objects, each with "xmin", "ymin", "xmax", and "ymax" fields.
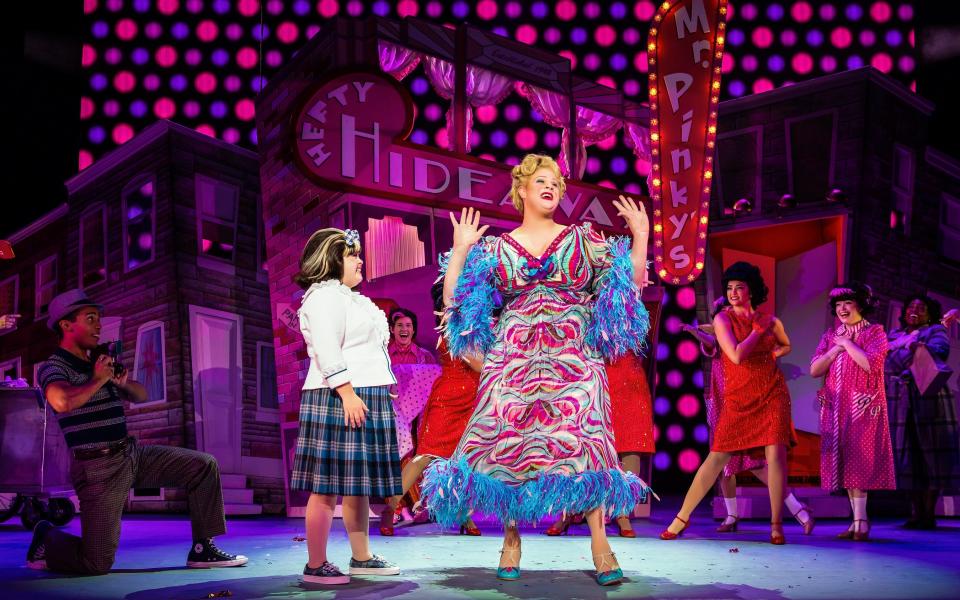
[{"xmin": 26, "ymin": 289, "xmax": 247, "ymax": 574}]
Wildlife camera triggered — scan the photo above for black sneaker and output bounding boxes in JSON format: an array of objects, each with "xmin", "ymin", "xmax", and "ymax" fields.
[
  {"xmin": 348, "ymin": 554, "xmax": 400, "ymax": 575},
  {"xmin": 303, "ymin": 561, "xmax": 350, "ymax": 585},
  {"xmin": 186, "ymin": 538, "xmax": 248, "ymax": 568},
  {"xmin": 26, "ymin": 520, "xmax": 53, "ymax": 570}
]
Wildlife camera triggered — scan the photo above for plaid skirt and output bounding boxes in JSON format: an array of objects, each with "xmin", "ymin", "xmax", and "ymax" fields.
[
  {"xmin": 291, "ymin": 386, "xmax": 402, "ymax": 497},
  {"xmin": 887, "ymin": 375, "xmax": 960, "ymax": 492}
]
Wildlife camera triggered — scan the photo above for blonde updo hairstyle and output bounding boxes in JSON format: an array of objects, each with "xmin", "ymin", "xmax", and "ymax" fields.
[
  {"xmin": 509, "ymin": 154, "xmax": 566, "ymax": 214},
  {"xmin": 294, "ymin": 228, "xmax": 361, "ymax": 289}
]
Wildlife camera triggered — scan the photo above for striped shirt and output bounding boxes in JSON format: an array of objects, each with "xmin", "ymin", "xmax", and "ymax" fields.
[{"xmin": 38, "ymin": 348, "xmax": 128, "ymax": 449}]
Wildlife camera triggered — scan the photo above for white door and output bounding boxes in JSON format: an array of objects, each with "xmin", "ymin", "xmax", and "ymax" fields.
[
  {"xmin": 189, "ymin": 305, "xmax": 242, "ymax": 473},
  {"xmin": 776, "ymin": 241, "xmax": 838, "ymax": 434}
]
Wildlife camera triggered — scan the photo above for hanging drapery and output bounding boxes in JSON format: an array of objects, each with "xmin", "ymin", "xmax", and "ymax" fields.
[
  {"xmin": 423, "ymin": 56, "xmax": 514, "ymax": 152},
  {"xmin": 623, "ymin": 121, "xmax": 653, "ymax": 177},
  {"xmin": 378, "ymin": 40, "xmax": 421, "ymax": 81}
]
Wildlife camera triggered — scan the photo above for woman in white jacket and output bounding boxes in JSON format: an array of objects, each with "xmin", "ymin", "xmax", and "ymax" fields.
[{"xmin": 291, "ymin": 228, "xmax": 402, "ymax": 585}]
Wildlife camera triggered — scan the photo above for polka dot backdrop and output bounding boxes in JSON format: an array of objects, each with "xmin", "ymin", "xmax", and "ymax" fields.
[{"xmin": 79, "ymin": 0, "xmax": 918, "ymax": 489}]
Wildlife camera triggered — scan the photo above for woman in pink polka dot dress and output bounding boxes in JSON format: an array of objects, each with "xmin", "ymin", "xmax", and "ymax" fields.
[{"xmin": 810, "ymin": 283, "xmax": 894, "ymax": 541}]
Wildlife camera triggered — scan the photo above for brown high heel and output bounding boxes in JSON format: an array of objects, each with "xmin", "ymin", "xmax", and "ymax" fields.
[
  {"xmin": 852, "ymin": 519, "xmax": 870, "ymax": 542},
  {"xmin": 659, "ymin": 515, "xmax": 689, "ymax": 540},
  {"xmin": 791, "ymin": 504, "xmax": 816, "ymax": 535},
  {"xmin": 716, "ymin": 515, "xmax": 739, "ymax": 533},
  {"xmin": 770, "ymin": 521, "xmax": 786, "ymax": 545}
]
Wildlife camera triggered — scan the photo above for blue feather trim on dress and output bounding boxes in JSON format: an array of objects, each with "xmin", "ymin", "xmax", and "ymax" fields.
[
  {"xmin": 586, "ymin": 236, "xmax": 650, "ymax": 359},
  {"xmin": 421, "ymin": 457, "xmax": 654, "ymax": 528},
  {"xmin": 437, "ymin": 242, "xmax": 500, "ymax": 359}
]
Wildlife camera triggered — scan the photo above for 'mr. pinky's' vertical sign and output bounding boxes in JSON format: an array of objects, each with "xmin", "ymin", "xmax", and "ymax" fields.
[{"xmin": 648, "ymin": 0, "xmax": 727, "ymax": 284}]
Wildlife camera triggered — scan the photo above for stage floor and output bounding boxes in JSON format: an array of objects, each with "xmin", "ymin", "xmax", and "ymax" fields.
[{"xmin": 3, "ymin": 501, "xmax": 958, "ymax": 600}]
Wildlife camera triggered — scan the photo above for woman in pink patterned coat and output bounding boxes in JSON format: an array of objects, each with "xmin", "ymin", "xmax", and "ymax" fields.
[{"xmin": 810, "ymin": 282, "xmax": 894, "ymax": 541}]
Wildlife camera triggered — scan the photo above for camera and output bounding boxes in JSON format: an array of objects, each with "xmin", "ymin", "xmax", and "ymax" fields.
[{"xmin": 90, "ymin": 340, "xmax": 125, "ymax": 378}]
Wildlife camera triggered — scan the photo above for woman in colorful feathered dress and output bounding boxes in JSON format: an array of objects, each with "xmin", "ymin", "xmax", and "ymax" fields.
[{"xmin": 421, "ymin": 154, "xmax": 653, "ymax": 586}]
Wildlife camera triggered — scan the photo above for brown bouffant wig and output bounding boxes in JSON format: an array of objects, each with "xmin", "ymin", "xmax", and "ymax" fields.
[
  {"xmin": 828, "ymin": 282, "xmax": 878, "ymax": 317},
  {"xmin": 293, "ymin": 228, "xmax": 361, "ymax": 289},
  {"xmin": 718, "ymin": 261, "xmax": 769, "ymax": 309},
  {"xmin": 898, "ymin": 294, "xmax": 943, "ymax": 329},
  {"xmin": 509, "ymin": 154, "xmax": 566, "ymax": 214}
]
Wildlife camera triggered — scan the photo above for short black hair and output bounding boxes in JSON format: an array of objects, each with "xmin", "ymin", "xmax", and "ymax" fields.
[
  {"xmin": 390, "ymin": 307, "xmax": 418, "ymax": 337},
  {"xmin": 829, "ymin": 281, "xmax": 877, "ymax": 317},
  {"xmin": 431, "ymin": 280, "xmax": 445, "ymax": 327},
  {"xmin": 899, "ymin": 294, "xmax": 943, "ymax": 328},
  {"xmin": 54, "ymin": 307, "xmax": 85, "ymax": 341},
  {"xmin": 720, "ymin": 261, "xmax": 769, "ymax": 308}
]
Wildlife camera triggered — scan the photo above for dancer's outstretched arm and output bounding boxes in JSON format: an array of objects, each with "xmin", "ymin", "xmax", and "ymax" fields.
[
  {"xmin": 612, "ymin": 194, "xmax": 650, "ymax": 286},
  {"xmin": 443, "ymin": 207, "xmax": 489, "ymax": 306}
]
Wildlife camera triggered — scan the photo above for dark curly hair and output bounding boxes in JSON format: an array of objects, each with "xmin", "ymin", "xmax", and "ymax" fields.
[
  {"xmin": 828, "ymin": 281, "xmax": 878, "ymax": 317},
  {"xmin": 389, "ymin": 307, "xmax": 418, "ymax": 339},
  {"xmin": 431, "ymin": 279, "xmax": 445, "ymax": 327},
  {"xmin": 719, "ymin": 261, "xmax": 768, "ymax": 309},
  {"xmin": 898, "ymin": 294, "xmax": 943, "ymax": 329}
]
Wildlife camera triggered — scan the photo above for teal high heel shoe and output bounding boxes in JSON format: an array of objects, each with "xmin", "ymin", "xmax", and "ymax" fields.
[
  {"xmin": 594, "ymin": 552, "xmax": 624, "ymax": 586},
  {"xmin": 496, "ymin": 546, "xmax": 521, "ymax": 581}
]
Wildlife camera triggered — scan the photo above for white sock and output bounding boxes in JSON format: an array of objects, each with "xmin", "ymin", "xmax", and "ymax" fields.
[
  {"xmin": 852, "ymin": 496, "xmax": 868, "ymax": 530},
  {"xmin": 784, "ymin": 493, "xmax": 803, "ymax": 516},
  {"xmin": 724, "ymin": 497, "xmax": 738, "ymax": 518}
]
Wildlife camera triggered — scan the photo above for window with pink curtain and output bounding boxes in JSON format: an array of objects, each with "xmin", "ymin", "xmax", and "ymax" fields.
[{"xmin": 378, "ymin": 41, "xmax": 421, "ymax": 81}]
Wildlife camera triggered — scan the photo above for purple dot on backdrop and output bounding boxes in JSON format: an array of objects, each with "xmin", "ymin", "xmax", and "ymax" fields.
[
  {"xmin": 103, "ymin": 100, "xmax": 119, "ymax": 117},
  {"xmin": 452, "ymin": 2, "xmax": 469, "ymax": 18},
  {"xmin": 654, "ymin": 452, "xmax": 671, "ymax": 471},
  {"xmin": 92, "ymin": 22, "xmax": 109, "ymax": 38},
  {"xmin": 740, "ymin": 3, "xmax": 758, "ymax": 20},
  {"xmin": 267, "ymin": 0, "xmax": 284, "ymax": 14},
  {"xmin": 348, "ymin": 1, "xmax": 365, "ymax": 16},
  {"xmin": 492, "ymin": 27, "xmax": 508, "ymax": 37},
  {"xmin": 610, "ymin": 2, "xmax": 626, "ymax": 19},
  {"xmin": 742, "ymin": 55, "xmax": 758, "ymax": 71},
  {"xmin": 611, "ymin": 156, "xmax": 628, "ymax": 174},
  {"xmin": 846, "ymin": 4, "xmax": 863, "ymax": 20},
  {"xmin": 545, "ymin": 28, "xmax": 561, "ymax": 44},
  {"xmin": 571, "ymin": 28, "xmax": 587, "ymax": 44},
  {"xmin": 184, "ymin": 101, "xmax": 200, "ymax": 118},
  {"xmin": 693, "ymin": 424, "xmax": 709, "ymax": 443},
  {"xmin": 130, "ymin": 100, "xmax": 147, "ymax": 117},
  {"xmin": 252, "ymin": 24, "xmax": 270, "ymax": 41},
  {"xmin": 505, "ymin": 156, "xmax": 518, "ymax": 165},
  {"xmin": 249, "ymin": 129, "xmax": 258, "ymax": 145},
  {"xmin": 170, "ymin": 74, "xmax": 187, "ymax": 91},
  {"xmin": 90, "ymin": 73, "xmax": 108, "ymax": 90},
  {"xmin": 820, "ymin": 3, "xmax": 836, "ymax": 20},
  {"xmin": 293, "ymin": 0, "xmax": 310, "ymax": 15},
  {"xmin": 692, "ymin": 369, "xmax": 704, "ymax": 388},
  {"xmin": 470, "ymin": 130, "xmax": 482, "ymax": 146},
  {"xmin": 187, "ymin": 0, "xmax": 204, "ymax": 12},
  {"xmin": 806, "ymin": 29, "xmax": 824, "ymax": 46},
  {"xmin": 768, "ymin": 55, "xmax": 785, "ymax": 72},
  {"xmin": 132, "ymin": 48, "xmax": 149, "ymax": 65},
  {"xmin": 213, "ymin": 0, "xmax": 231, "ymax": 14},
  {"xmin": 584, "ymin": 2, "xmax": 600, "ymax": 18},
  {"xmin": 267, "ymin": 50, "xmax": 283, "ymax": 67},
  {"xmin": 885, "ymin": 30, "xmax": 902, "ymax": 46},
  {"xmin": 860, "ymin": 30, "xmax": 875, "ymax": 46},
  {"xmin": 424, "ymin": 104, "xmax": 441, "ymax": 121},
  {"xmin": 661, "ymin": 289, "xmax": 670, "ymax": 306},
  {"xmin": 728, "ymin": 80, "xmax": 746, "ymax": 96},
  {"xmin": 426, "ymin": 2, "xmax": 442, "ymax": 17},
  {"xmin": 490, "ymin": 130, "xmax": 508, "ymax": 147},
  {"xmin": 821, "ymin": 55, "xmax": 837, "ymax": 71},
  {"xmin": 411, "ymin": 130, "xmax": 428, "ymax": 144},
  {"xmin": 211, "ymin": 101, "xmax": 227, "ymax": 118},
  {"xmin": 88, "ymin": 126, "xmax": 105, "ymax": 144},
  {"xmin": 767, "ymin": 3, "xmax": 784, "ymax": 20},
  {"xmin": 623, "ymin": 28, "xmax": 639, "ymax": 44},
  {"xmin": 624, "ymin": 79, "xmax": 639, "ymax": 95},
  {"xmin": 610, "ymin": 53, "xmax": 627, "ymax": 70},
  {"xmin": 624, "ymin": 182, "xmax": 641, "ymax": 194},
  {"xmin": 411, "ymin": 78, "xmax": 428, "ymax": 95},
  {"xmin": 654, "ymin": 396, "xmax": 671, "ymax": 416},
  {"xmin": 586, "ymin": 157, "xmax": 601, "ymax": 175},
  {"xmin": 544, "ymin": 130, "xmax": 560, "ymax": 147},
  {"xmin": 667, "ymin": 425, "xmax": 684, "ymax": 443},
  {"xmin": 847, "ymin": 55, "xmax": 864, "ymax": 69},
  {"xmin": 145, "ymin": 22, "xmax": 162, "ymax": 38},
  {"xmin": 898, "ymin": 4, "xmax": 913, "ymax": 20},
  {"xmin": 249, "ymin": 76, "xmax": 267, "ymax": 92},
  {"xmin": 781, "ymin": 30, "xmax": 797, "ymax": 46},
  {"xmin": 133, "ymin": 0, "xmax": 150, "ymax": 11},
  {"xmin": 531, "ymin": 2, "xmax": 548, "ymax": 18},
  {"xmin": 665, "ymin": 315, "xmax": 683, "ymax": 334},
  {"xmin": 144, "ymin": 74, "xmax": 160, "ymax": 90},
  {"xmin": 504, "ymin": 104, "xmax": 521, "ymax": 121},
  {"xmin": 224, "ymin": 128, "xmax": 240, "ymax": 144},
  {"xmin": 212, "ymin": 49, "xmax": 229, "ymax": 66},
  {"xmin": 728, "ymin": 29, "xmax": 745, "ymax": 46},
  {"xmin": 185, "ymin": 49, "xmax": 202, "ymax": 66},
  {"xmin": 530, "ymin": 109, "xmax": 543, "ymax": 123},
  {"xmin": 656, "ymin": 342, "xmax": 670, "ymax": 361},
  {"xmin": 584, "ymin": 54, "xmax": 600, "ymax": 70},
  {"xmin": 172, "ymin": 23, "xmax": 190, "ymax": 39},
  {"xmin": 899, "ymin": 55, "xmax": 914, "ymax": 72},
  {"xmin": 105, "ymin": 48, "xmax": 122, "ymax": 65},
  {"xmin": 506, "ymin": 2, "xmax": 522, "ymax": 18},
  {"xmin": 666, "ymin": 369, "xmax": 684, "ymax": 389}
]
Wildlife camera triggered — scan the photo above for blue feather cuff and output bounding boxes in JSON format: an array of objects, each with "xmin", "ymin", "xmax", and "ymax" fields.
[
  {"xmin": 438, "ymin": 243, "xmax": 500, "ymax": 359},
  {"xmin": 586, "ymin": 236, "xmax": 650, "ymax": 359},
  {"xmin": 421, "ymin": 457, "xmax": 653, "ymax": 529}
]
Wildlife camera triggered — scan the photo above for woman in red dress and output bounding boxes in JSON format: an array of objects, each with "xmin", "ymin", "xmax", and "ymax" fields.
[
  {"xmin": 398, "ymin": 281, "xmax": 483, "ymax": 535},
  {"xmin": 545, "ymin": 351, "xmax": 654, "ymax": 537},
  {"xmin": 662, "ymin": 262, "xmax": 794, "ymax": 544}
]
